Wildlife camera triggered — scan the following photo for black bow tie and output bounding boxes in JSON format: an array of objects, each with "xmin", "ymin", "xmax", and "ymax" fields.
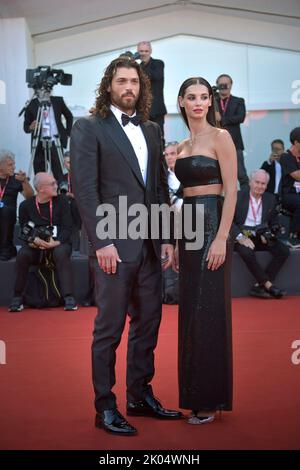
[{"xmin": 121, "ymin": 113, "xmax": 140, "ymax": 127}]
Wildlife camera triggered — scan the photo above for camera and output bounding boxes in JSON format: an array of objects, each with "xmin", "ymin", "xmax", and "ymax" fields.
[
  {"xmin": 255, "ymin": 223, "xmax": 284, "ymax": 244},
  {"xmin": 26, "ymin": 66, "xmax": 72, "ymax": 91},
  {"xmin": 121, "ymin": 51, "xmax": 141, "ymax": 60},
  {"xmin": 19, "ymin": 221, "xmax": 54, "ymax": 244},
  {"xmin": 212, "ymin": 83, "xmax": 228, "ymax": 98},
  {"xmin": 58, "ymin": 181, "xmax": 69, "ymax": 194}
]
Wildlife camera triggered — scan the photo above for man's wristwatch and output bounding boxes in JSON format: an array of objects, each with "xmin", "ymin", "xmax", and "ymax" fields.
[{"xmin": 236, "ymin": 233, "xmax": 244, "ymax": 242}]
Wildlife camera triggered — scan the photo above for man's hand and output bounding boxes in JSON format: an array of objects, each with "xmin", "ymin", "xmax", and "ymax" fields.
[
  {"xmin": 15, "ymin": 171, "xmax": 27, "ymax": 183},
  {"xmin": 29, "ymin": 120, "xmax": 38, "ymax": 131},
  {"xmin": 161, "ymin": 244, "xmax": 174, "ymax": 271},
  {"xmin": 238, "ymin": 236, "xmax": 255, "ymax": 249},
  {"xmin": 96, "ymin": 245, "xmax": 122, "ymax": 275},
  {"xmin": 33, "ymin": 237, "xmax": 60, "ymax": 250}
]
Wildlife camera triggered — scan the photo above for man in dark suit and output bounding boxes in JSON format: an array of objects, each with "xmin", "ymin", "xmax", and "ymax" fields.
[
  {"xmin": 24, "ymin": 91, "xmax": 73, "ymax": 183},
  {"xmin": 215, "ymin": 74, "xmax": 248, "ymax": 188},
  {"xmin": 70, "ymin": 56, "xmax": 181, "ymax": 436},
  {"xmin": 232, "ymin": 169, "xmax": 289, "ymax": 298},
  {"xmin": 137, "ymin": 41, "xmax": 167, "ymax": 140},
  {"xmin": 260, "ymin": 139, "xmax": 284, "ymax": 196}
]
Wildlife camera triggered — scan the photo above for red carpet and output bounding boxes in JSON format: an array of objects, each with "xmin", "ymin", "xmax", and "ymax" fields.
[{"xmin": 0, "ymin": 297, "xmax": 300, "ymax": 450}]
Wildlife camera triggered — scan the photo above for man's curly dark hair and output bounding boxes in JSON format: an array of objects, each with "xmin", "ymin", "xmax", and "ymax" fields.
[{"xmin": 95, "ymin": 57, "xmax": 152, "ymax": 122}]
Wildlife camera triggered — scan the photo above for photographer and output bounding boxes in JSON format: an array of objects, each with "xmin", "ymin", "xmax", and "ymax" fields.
[
  {"xmin": 261, "ymin": 139, "xmax": 285, "ymax": 196},
  {"xmin": 0, "ymin": 149, "xmax": 34, "ymax": 260},
  {"xmin": 215, "ymin": 74, "xmax": 248, "ymax": 188},
  {"xmin": 60, "ymin": 151, "xmax": 81, "ymax": 251},
  {"xmin": 137, "ymin": 41, "xmax": 167, "ymax": 139},
  {"xmin": 232, "ymin": 169, "xmax": 289, "ymax": 299},
  {"xmin": 24, "ymin": 88, "xmax": 73, "ymax": 183},
  {"xmin": 9, "ymin": 172, "xmax": 77, "ymax": 312}
]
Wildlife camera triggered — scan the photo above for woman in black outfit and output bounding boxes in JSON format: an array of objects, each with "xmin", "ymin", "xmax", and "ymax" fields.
[{"xmin": 173, "ymin": 77, "xmax": 237, "ymax": 424}]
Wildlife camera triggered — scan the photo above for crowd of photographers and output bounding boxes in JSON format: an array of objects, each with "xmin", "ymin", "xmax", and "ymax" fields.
[{"xmin": 1, "ymin": 46, "xmax": 300, "ymax": 309}]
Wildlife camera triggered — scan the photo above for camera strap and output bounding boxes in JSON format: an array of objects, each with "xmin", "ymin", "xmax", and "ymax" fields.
[
  {"xmin": 250, "ymin": 195, "xmax": 262, "ymax": 225},
  {"xmin": 0, "ymin": 176, "xmax": 9, "ymax": 201},
  {"xmin": 35, "ymin": 196, "xmax": 53, "ymax": 226}
]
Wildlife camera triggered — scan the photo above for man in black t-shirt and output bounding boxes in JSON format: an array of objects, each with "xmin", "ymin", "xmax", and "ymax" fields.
[
  {"xmin": 9, "ymin": 172, "xmax": 77, "ymax": 312},
  {"xmin": 280, "ymin": 127, "xmax": 300, "ymax": 248},
  {"xmin": 0, "ymin": 149, "xmax": 34, "ymax": 260}
]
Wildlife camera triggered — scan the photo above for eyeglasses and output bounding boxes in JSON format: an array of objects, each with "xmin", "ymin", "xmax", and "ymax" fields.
[
  {"xmin": 164, "ymin": 141, "xmax": 179, "ymax": 149},
  {"xmin": 43, "ymin": 181, "xmax": 57, "ymax": 187}
]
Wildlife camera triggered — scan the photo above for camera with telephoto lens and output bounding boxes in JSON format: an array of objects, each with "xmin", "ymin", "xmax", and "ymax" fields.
[
  {"xmin": 58, "ymin": 181, "xmax": 69, "ymax": 195},
  {"xmin": 19, "ymin": 221, "xmax": 54, "ymax": 244},
  {"xmin": 26, "ymin": 66, "xmax": 72, "ymax": 91},
  {"xmin": 255, "ymin": 223, "xmax": 284, "ymax": 244}
]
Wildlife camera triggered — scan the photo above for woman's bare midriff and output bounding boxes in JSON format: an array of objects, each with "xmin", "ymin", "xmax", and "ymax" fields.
[{"xmin": 183, "ymin": 183, "xmax": 223, "ymax": 197}]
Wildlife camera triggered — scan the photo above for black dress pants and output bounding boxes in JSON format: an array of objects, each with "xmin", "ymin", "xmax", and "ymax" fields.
[
  {"xmin": 91, "ymin": 241, "xmax": 162, "ymax": 412},
  {"xmin": 33, "ymin": 141, "xmax": 64, "ymax": 183},
  {"xmin": 235, "ymin": 237, "xmax": 289, "ymax": 285},
  {"xmin": 0, "ymin": 205, "xmax": 16, "ymax": 252},
  {"xmin": 282, "ymin": 193, "xmax": 300, "ymax": 233},
  {"xmin": 14, "ymin": 244, "xmax": 73, "ymax": 297}
]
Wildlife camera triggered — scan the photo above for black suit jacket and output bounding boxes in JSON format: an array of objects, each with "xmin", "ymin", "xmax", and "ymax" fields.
[
  {"xmin": 24, "ymin": 96, "xmax": 73, "ymax": 148},
  {"xmin": 216, "ymin": 95, "xmax": 246, "ymax": 150},
  {"xmin": 141, "ymin": 58, "xmax": 167, "ymax": 117},
  {"xmin": 261, "ymin": 160, "xmax": 282, "ymax": 194},
  {"xmin": 232, "ymin": 188, "xmax": 278, "ymax": 239},
  {"xmin": 70, "ymin": 112, "xmax": 170, "ymax": 261}
]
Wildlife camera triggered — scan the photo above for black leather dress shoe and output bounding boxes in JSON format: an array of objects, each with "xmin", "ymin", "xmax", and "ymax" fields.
[
  {"xmin": 95, "ymin": 409, "xmax": 137, "ymax": 435},
  {"xmin": 265, "ymin": 285, "xmax": 285, "ymax": 299},
  {"xmin": 127, "ymin": 394, "xmax": 182, "ymax": 419}
]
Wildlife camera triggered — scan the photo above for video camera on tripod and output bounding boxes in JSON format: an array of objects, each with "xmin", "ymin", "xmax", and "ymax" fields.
[
  {"xmin": 19, "ymin": 66, "xmax": 73, "ymax": 180},
  {"xmin": 26, "ymin": 66, "xmax": 72, "ymax": 91}
]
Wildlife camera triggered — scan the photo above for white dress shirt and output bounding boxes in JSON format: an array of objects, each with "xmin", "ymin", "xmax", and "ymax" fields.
[
  {"xmin": 245, "ymin": 194, "xmax": 263, "ymax": 227},
  {"xmin": 110, "ymin": 105, "xmax": 148, "ymax": 184},
  {"xmin": 274, "ymin": 160, "xmax": 282, "ymax": 194},
  {"xmin": 41, "ymin": 104, "xmax": 58, "ymax": 140}
]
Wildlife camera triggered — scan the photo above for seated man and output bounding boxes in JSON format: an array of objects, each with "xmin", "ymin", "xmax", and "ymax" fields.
[
  {"xmin": 260, "ymin": 139, "xmax": 285, "ymax": 196},
  {"xmin": 280, "ymin": 127, "xmax": 300, "ymax": 248},
  {"xmin": 0, "ymin": 149, "xmax": 34, "ymax": 260},
  {"xmin": 9, "ymin": 172, "xmax": 77, "ymax": 312},
  {"xmin": 232, "ymin": 169, "xmax": 289, "ymax": 299}
]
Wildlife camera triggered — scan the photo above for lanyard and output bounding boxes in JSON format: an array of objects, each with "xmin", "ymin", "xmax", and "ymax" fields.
[
  {"xmin": 250, "ymin": 195, "xmax": 262, "ymax": 225},
  {"xmin": 35, "ymin": 197, "xmax": 53, "ymax": 226},
  {"xmin": 220, "ymin": 96, "xmax": 230, "ymax": 114},
  {"xmin": 0, "ymin": 177, "xmax": 9, "ymax": 201}
]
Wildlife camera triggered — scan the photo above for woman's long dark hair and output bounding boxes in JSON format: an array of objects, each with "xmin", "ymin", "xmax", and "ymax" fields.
[
  {"xmin": 95, "ymin": 57, "xmax": 152, "ymax": 121},
  {"xmin": 178, "ymin": 77, "xmax": 217, "ymax": 129}
]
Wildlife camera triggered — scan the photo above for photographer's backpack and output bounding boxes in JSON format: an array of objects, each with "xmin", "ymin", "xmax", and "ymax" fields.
[{"xmin": 24, "ymin": 251, "xmax": 63, "ymax": 308}]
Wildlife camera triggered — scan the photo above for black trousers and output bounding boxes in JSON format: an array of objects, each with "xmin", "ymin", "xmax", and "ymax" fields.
[
  {"xmin": 235, "ymin": 237, "xmax": 289, "ymax": 285},
  {"xmin": 33, "ymin": 141, "xmax": 64, "ymax": 183},
  {"xmin": 0, "ymin": 205, "xmax": 16, "ymax": 251},
  {"xmin": 236, "ymin": 149, "xmax": 249, "ymax": 189},
  {"xmin": 92, "ymin": 240, "xmax": 162, "ymax": 412},
  {"xmin": 14, "ymin": 244, "xmax": 73, "ymax": 297},
  {"xmin": 282, "ymin": 193, "xmax": 300, "ymax": 233}
]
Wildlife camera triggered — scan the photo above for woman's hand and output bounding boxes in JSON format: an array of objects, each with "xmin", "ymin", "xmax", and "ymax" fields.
[
  {"xmin": 172, "ymin": 246, "xmax": 179, "ymax": 273},
  {"xmin": 206, "ymin": 237, "xmax": 226, "ymax": 270}
]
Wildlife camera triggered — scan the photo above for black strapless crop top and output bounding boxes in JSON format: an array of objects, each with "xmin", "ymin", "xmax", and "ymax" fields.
[{"xmin": 175, "ymin": 155, "xmax": 223, "ymax": 188}]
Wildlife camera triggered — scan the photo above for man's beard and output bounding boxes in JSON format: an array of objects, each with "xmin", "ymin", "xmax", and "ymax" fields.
[{"xmin": 111, "ymin": 93, "xmax": 138, "ymax": 113}]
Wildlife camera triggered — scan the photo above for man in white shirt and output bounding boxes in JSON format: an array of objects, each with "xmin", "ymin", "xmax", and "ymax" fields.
[
  {"xmin": 232, "ymin": 169, "xmax": 289, "ymax": 298},
  {"xmin": 164, "ymin": 141, "xmax": 182, "ymax": 212},
  {"xmin": 24, "ymin": 89, "xmax": 73, "ymax": 183},
  {"xmin": 70, "ymin": 56, "xmax": 181, "ymax": 436}
]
